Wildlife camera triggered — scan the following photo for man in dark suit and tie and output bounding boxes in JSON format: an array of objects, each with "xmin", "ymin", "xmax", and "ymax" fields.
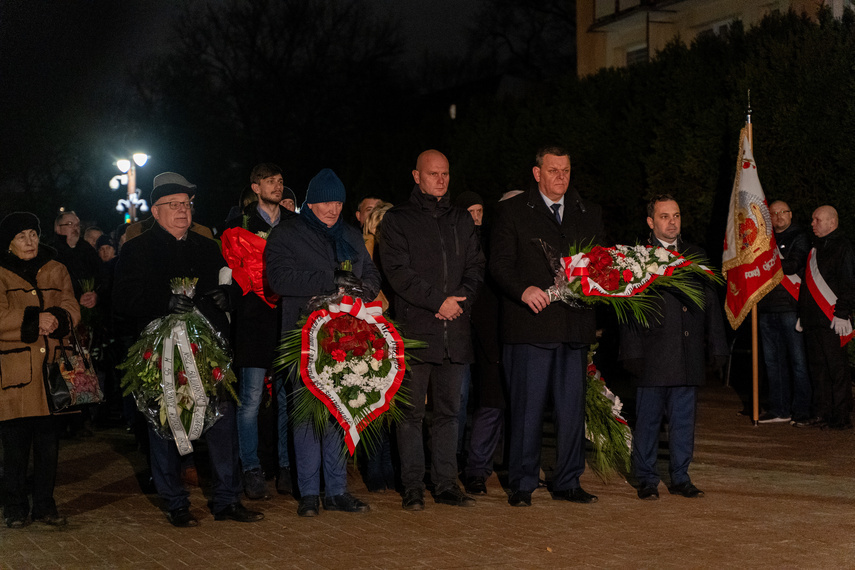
[
  {"xmin": 490, "ymin": 146, "xmax": 605, "ymax": 507},
  {"xmin": 619, "ymin": 194, "xmax": 727, "ymax": 500}
]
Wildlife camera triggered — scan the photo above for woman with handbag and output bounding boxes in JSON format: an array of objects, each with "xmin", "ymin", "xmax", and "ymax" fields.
[{"xmin": 0, "ymin": 212, "xmax": 80, "ymax": 528}]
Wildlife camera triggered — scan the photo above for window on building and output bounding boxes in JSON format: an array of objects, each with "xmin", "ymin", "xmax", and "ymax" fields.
[{"xmin": 626, "ymin": 44, "xmax": 648, "ymax": 66}]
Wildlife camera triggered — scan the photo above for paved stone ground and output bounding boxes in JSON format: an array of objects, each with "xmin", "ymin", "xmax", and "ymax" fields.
[{"xmin": 2, "ymin": 383, "xmax": 855, "ymax": 569}]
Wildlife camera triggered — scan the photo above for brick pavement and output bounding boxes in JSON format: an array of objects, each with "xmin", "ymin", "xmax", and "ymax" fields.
[{"xmin": 2, "ymin": 384, "xmax": 855, "ymax": 569}]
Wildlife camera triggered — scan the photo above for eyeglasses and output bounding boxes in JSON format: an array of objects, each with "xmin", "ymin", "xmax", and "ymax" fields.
[
  {"xmin": 154, "ymin": 200, "xmax": 193, "ymax": 211},
  {"xmin": 58, "ymin": 222, "xmax": 80, "ymax": 228},
  {"xmin": 771, "ymin": 210, "xmax": 791, "ymax": 216}
]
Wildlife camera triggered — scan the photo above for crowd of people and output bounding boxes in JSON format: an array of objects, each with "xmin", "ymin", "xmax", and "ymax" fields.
[{"xmin": 1, "ymin": 146, "xmax": 852, "ymax": 529}]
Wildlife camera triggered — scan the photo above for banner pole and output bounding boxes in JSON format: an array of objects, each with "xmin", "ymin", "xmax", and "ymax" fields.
[{"xmin": 746, "ymin": 92, "xmax": 760, "ymax": 427}]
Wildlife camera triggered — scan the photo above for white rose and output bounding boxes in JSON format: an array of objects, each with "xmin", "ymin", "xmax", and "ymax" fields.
[{"xmin": 655, "ymin": 248, "xmax": 670, "ymax": 262}]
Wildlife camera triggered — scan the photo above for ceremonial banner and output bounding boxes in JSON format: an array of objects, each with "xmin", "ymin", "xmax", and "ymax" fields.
[{"xmin": 722, "ymin": 127, "xmax": 782, "ymax": 329}]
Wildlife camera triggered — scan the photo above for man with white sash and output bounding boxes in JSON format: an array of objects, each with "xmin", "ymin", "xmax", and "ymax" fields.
[
  {"xmin": 794, "ymin": 205, "xmax": 855, "ymax": 430},
  {"xmin": 757, "ymin": 201, "xmax": 811, "ymax": 424},
  {"xmin": 114, "ymin": 172, "xmax": 263, "ymax": 527}
]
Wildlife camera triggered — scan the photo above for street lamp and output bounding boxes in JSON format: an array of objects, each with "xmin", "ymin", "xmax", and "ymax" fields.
[{"xmin": 111, "ymin": 153, "xmax": 150, "ymax": 222}]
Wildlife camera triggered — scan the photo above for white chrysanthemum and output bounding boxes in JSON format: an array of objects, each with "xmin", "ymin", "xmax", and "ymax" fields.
[
  {"xmin": 351, "ymin": 360, "xmax": 369, "ymax": 376},
  {"xmin": 369, "ymin": 359, "xmax": 381, "ymax": 371},
  {"xmin": 348, "ymin": 392, "xmax": 367, "ymax": 408}
]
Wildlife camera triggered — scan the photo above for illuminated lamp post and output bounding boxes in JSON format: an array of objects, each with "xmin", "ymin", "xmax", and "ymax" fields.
[{"xmin": 111, "ymin": 153, "xmax": 150, "ymax": 223}]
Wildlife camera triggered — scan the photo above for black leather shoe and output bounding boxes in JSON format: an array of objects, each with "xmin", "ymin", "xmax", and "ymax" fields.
[
  {"xmin": 434, "ymin": 485, "xmax": 476, "ymax": 507},
  {"xmin": 553, "ymin": 487, "xmax": 598, "ymax": 504},
  {"xmin": 297, "ymin": 495, "xmax": 320, "ymax": 517},
  {"xmin": 793, "ymin": 417, "xmax": 827, "ymax": 429},
  {"xmin": 33, "ymin": 512, "xmax": 68, "ymax": 526},
  {"xmin": 5, "ymin": 515, "xmax": 27, "ymax": 529},
  {"xmin": 637, "ymin": 485, "xmax": 659, "ymax": 500},
  {"xmin": 323, "ymin": 493, "xmax": 370, "ymax": 513},
  {"xmin": 668, "ymin": 481, "xmax": 704, "ymax": 498},
  {"xmin": 402, "ymin": 488, "xmax": 425, "ymax": 511},
  {"xmin": 167, "ymin": 506, "xmax": 198, "ymax": 527},
  {"xmin": 508, "ymin": 490, "xmax": 532, "ymax": 507},
  {"xmin": 214, "ymin": 502, "xmax": 264, "ymax": 522},
  {"xmin": 464, "ymin": 477, "xmax": 487, "ymax": 495}
]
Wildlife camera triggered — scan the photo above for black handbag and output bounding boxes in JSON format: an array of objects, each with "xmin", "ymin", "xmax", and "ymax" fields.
[{"xmin": 43, "ymin": 323, "xmax": 103, "ymax": 414}]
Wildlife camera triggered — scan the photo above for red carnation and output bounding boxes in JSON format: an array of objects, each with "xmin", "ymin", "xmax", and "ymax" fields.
[
  {"xmin": 177, "ymin": 371, "xmax": 188, "ymax": 386},
  {"xmin": 372, "ymin": 349, "xmax": 385, "ymax": 361},
  {"xmin": 622, "ymin": 269, "xmax": 633, "ymax": 283},
  {"xmin": 331, "ymin": 349, "xmax": 346, "ymax": 362},
  {"xmin": 353, "ymin": 346, "xmax": 366, "ymax": 357},
  {"xmin": 356, "ymin": 330, "xmax": 372, "ymax": 342},
  {"xmin": 143, "ymin": 350, "xmax": 153, "ymax": 360},
  {"xmin": 191, "ymin": 343, "xmax": 199, "ymax": 355},
  {"xmin": 212, "ymin": 367, "xmax": 223, "ymax": 382},
  {"xmin": 372, "ymin": 338, "xmax": 385, "ymax": 350}
]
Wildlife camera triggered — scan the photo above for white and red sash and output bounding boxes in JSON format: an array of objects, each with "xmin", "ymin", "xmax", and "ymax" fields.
[
  {"xmin": 776, "ymin": 247, "xmax": 801, "ymax": 301},
  {"xmin": 805, "ymin": 248, "xmax": 853, "ymax": 347}
]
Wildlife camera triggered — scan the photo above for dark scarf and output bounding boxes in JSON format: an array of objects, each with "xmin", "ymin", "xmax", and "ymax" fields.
[{"xmin": 300, "ymin": 206, "xmax": 357, "ymax": 264}]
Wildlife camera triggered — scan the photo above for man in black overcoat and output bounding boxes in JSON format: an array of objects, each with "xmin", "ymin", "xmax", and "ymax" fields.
[
  {"xmin": 490, "ymin": 146, "xmax": 605, "ymax": 507},
  {"xmin": 619, "ymin": 194, "xmax": 727, "ymax": 500},
  {"xmin": 114, "ymin": 172, "xmax": 263, "ymax": 527}
]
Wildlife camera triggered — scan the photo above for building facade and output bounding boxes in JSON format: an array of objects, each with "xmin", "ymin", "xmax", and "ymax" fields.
[{"xmin": 577, "ymin": 0, "xmax": 852, "ymax": 75}]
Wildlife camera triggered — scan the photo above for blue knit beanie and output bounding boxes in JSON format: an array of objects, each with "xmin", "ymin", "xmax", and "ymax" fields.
[{"xmin": 304, "ymin": 169, "xmax": 346, "ymax": 204}]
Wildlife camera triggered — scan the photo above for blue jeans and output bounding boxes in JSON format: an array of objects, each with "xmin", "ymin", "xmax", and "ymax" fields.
[
  {"xmin": 236, "ymin": 367, "xmax": 290, "ymax": 472},
  {"xmin": 758, "ymin": 312, "xmax": 811, "ymax": 419}
]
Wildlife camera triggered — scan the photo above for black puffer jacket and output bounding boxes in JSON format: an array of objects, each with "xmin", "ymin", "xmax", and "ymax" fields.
[{"xmin": 378, "ymin": 186, "xmax": 485, "ymax": 364}]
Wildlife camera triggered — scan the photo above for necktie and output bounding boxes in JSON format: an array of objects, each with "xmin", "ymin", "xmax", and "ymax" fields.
[
  {"xmin": 551, "ymin": 203, "xmax": 562, "ymax": 224},
  {"xmin": 667, "ymin": 244, "xmax": 677, "ymax": 251}
]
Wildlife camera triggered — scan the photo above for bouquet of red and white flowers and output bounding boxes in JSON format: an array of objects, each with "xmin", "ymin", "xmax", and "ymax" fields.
[
  {"xmin": 584, "ymin": 345, "xmax": 631, "ymax": 482},
  {"xmin": 541, "ymin": 241, "xmax": 722, "ymax": 325},
  {"xmin": 276, "ymin": 293, "xmax": 420, "ymax": 455},
  {"xmin": 118, "ymin": 278, "xmax": 238, "ymax": 455}
]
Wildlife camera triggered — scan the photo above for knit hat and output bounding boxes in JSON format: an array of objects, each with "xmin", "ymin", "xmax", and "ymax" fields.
[
  {"xmin": 0, "ymin": 212, "xmax": 40, "ymax": 250},
  {"xmin": 454, "ymin": 191, "xmax": 483, "ymax": 209},
  {"xmin": 150, "ymin": 172, "xmax": 197, "ymax": 205},
  {"xmin": 304, "ymin": 169, "xmax": 346, "ymax": 205},
  {"xmin": 95, "ymin": 234, "xmax": 115, "ymax": 250},
  {"xmin": 282, "ymin": 186, "xmax": 297, "ymax": 204}
]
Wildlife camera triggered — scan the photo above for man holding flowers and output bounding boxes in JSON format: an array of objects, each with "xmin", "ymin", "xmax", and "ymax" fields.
[
  {"xmin": 114, "ymin": 172, "xmax": 263, "ymax": 527},
  {"xmin": 490, "ymin": 146, "xmax": 605, "ymax": 507},
  {"xmin": 265, "ymin": 168, "xmax": 380, "ymax": 517},
  {"xmin": 619, "ymin": 194, "xmax": 727, "ymax": 500}
]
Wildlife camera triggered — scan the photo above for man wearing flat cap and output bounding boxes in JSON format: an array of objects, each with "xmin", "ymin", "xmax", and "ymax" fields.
[{"xmin": 113, "ymin": 172, "xmax": 263, "ymax": 527}]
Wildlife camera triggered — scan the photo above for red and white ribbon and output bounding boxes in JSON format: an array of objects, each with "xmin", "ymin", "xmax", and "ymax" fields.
[
  {"xmin": 161, "ymin": 321, "xmax": 208, "ymax": 455},
  {"xmin": 300, "ymin": 296, "xmax": 405, "ymax": 454}
]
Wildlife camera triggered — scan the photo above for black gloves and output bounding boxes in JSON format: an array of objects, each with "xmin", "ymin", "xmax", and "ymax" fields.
[
  {"xmin": 334, "ymin": 269, "xmax": 363, "ymax": 290},
  {"xmin": 168, "ymin": 294, "xmax": 195, "ymax": 314},
  {"xmin": 202, "ymin": 286, "xmax": 230, "ymax": 313}
]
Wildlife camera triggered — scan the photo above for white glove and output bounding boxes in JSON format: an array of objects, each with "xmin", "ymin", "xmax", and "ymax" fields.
[
  {"xmin": 831, "ymin": 316, "xmax": 852, "ymax": 336},
  {"xmin": 795, "ymin": 318, "xmax": 802, "ymax": 332}
]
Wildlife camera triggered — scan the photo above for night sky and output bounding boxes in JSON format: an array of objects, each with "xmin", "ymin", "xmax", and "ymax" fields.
[{"xmin": 0, "ymin": 0, "xmax": 478, "ymax": 227}]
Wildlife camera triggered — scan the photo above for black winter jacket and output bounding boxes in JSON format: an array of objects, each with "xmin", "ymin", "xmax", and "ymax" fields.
[
  {"xmin": 489, "ymin": 186, "xmax": 605, "ymax": 345},
  {"xmin": 618, "ymin": 237, "xmax": 728, "ymax": 387},
  {"xmin": 799, "ymin": 228, "xmax": 855, "ymax": 330},
  {"xmin": 758, "ymin": 223, "xmax": 809, "ymax": 313},
  {"xmin": 113, "ymin": 223, "xmax": 238, "ymax": 339},
  {"xmin": 378, "ymin": 186, "xmax": 485, "ymax": 364},
  {"xmin": 265, "ymin": 214, "xmax": 381, "ymax": 331},
  {"xmin": 224, "ymin": 204, "xmax": 297, "ymax": 368}
]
